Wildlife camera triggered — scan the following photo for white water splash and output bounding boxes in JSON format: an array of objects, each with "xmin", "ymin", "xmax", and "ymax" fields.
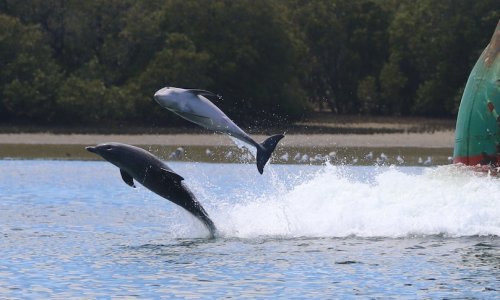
[
  {"xmin": 229, "ymin": 136, "xmax": 257, "ymax": 158},
  {"xmin": 214, "ymin": 165, "xmax": 500, "ymax": 238}
]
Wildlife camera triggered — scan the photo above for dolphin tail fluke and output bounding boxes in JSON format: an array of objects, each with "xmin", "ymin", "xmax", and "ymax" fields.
[
  {"xmin": 180, "ymin": 187, "xmax": 218, "ymax": 239},
  {"xmin": 191, "ymin": 204, "xmax": 217, "ymax": 239},
  {"xmin": 200, "ymin": 215, "xmax": 217, "ymax": 239},
  {"xmin": 256, "ymin": 134, "xmax": 285, "ymax": 174},
  {"xmin": 191, "ymin": 207, "xmax": 217, "ymax": 239}
]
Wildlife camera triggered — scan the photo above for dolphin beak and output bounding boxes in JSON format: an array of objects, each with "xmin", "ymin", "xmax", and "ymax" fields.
[
  {"xmin": 153, "ymin": 87, "xmax": 171, "ymax": 106},
  {"xmin": 153, "ymin": 89, "xmax": 161, "ymax": 98},
  {"xmin": 153, "ymin": 89, "xmax": 163, "ymax": 104},
  {"xmin": 86, "ymin": 146, "xmax": 97, "ymax": 153}
]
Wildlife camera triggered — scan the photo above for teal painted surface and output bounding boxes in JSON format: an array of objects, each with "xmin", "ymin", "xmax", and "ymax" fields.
[{"xmin": 454, "ymin": 20, "xmax": 500, "ymax": 165}]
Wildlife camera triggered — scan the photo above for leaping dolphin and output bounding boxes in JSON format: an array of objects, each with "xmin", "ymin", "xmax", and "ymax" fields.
[
  {"xmin": 86, "ymin": 142, "xmax": 217, "ymax": 238},
  {"xmin": 153, "ymin": 87, "xmax": 284, "ymax": 174}
]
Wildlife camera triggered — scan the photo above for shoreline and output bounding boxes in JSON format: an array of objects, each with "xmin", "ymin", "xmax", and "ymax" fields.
[
  {"xmin": 0, "ymin": 131, "xmax": 455, "ymax": 148},
  {"xmin": 0, "ymin": 132, "xmax": 455, "ymax": 165}
]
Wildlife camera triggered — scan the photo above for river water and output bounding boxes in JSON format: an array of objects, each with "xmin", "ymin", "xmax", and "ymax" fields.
[{"xmin": 0, "ymin": 160, "xmax": 498, "ymax": 298}]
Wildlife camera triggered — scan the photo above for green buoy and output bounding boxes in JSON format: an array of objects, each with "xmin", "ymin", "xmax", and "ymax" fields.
[{"xmin": 454, "ymin": 20, "xmax": 500, "ymax": 166}]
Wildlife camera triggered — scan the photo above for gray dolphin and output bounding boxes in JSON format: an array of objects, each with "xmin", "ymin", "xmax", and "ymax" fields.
[
  {"xmin": 153, "ymin": 87, "xmax": 284, "ymax": 174},
  {"xmin": 86, "ymin": 142, "xmax": 216, "ymax": 238}
]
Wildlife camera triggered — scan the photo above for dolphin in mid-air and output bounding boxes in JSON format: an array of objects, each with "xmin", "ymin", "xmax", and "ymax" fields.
[
  {"xmin": 153, "ymin": 87, "xmax": 284, "ymax": 174},
  {"xmin": 86, "ymin": 142, "xmax": 217, "ymax": 238}
]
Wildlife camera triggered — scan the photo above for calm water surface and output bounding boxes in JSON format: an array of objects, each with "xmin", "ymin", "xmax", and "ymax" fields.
[{"xmin": 0, "ymin": 160, "xmax": 498, "ymax": 298}]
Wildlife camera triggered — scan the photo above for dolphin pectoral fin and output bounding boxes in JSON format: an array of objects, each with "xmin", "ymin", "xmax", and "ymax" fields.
[
  {"xmin": 187, "ymin": 89, "xmax": 222, "ymax": 101},
  {"xmin": 120, "ymin": 169, "xmax": 136, "ymax": 188},
  {"xmin": 160, "ymin": 168, "xmax": 184, "ymax": 182}
]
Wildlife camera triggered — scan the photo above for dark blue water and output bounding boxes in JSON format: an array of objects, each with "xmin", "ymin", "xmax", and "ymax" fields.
[{"xmin": 0, "ymin": 160, "xmax": 498, "ymax": 298}]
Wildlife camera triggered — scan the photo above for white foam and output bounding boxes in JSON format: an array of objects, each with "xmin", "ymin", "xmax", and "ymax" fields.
[
  {"xmin": 212, "ymin": 165, "xmax": 500, "ymax": 238},
  {"xmin": 229, "ymin": 136, "xmax": 257, "ymax": 158}
]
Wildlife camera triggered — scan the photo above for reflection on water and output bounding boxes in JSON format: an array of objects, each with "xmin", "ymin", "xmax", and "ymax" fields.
[{"xmin": 0, "ymin": 160, "xmax": 498, "ymax": 298}]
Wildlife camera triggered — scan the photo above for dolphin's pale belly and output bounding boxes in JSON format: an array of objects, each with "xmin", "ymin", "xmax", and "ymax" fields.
[
  {"xmin": 154, "ymin": 87, "xmax": 262, "ymax": 149},
  {"xmin": 181, "ymin": 101, "xmax": 254, "ymax": 143},
  {"xmin": 171, "ymin": 108, "xmax": 214, "ymax": 129},
  {"xmin": 206, "ymin": 116, "xmax": 256, "ymax": 146}
]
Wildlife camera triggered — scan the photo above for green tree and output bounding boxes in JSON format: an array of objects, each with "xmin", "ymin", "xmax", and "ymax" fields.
[
  {"xmin": 379, "ymin": 54, "xmax": 408, "ymax": 114},
  {"xmin": 0, "ymin": 14, "xmax": 61, "ymax": 122},
  {"xmin": 357, "ymin": 76, "xmax": 379, "ymax": 114},
  {"xmin": 161, "ymin": 0, "xmax": 310, "ymax": 125},
  {"xmin": 383, "ymin": 0, "xmax": 500, "ymax": 116},
  {"xmin": 1, "ymin": 0, "xmax": 499, "ymax": 126},
  {"xmin": 111, "ymin": 0, "xmax": 166, "ymax": 83},
  {"xmin": 56, "ymin": 76, "xmax": 133, "ymax": 124},
  {"xmin": 134, "ymin": 33, "xmax": 213, "ymax": 124},
  {"xmin": 290, "ymin": 0, "xmax": 390, "ymax": 114}
]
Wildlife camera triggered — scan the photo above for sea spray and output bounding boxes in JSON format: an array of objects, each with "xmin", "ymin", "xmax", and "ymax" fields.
[
  {"xmin": 108, "ymin": 162, "xmax": 500, "ymax": 239},
  {"xmin": 229, "ymin": 136, "xmax": 257, "ymax": 159},
  {"xmin": 209, "ymin": 164, "xmax": 500, "ymax": 238}
]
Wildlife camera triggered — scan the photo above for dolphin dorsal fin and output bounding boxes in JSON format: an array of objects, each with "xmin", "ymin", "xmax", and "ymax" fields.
[
  {"xmin": 187, "ymin": 89, "xmax": 222, "ymax": 101},
  {"xmin": 160, "ymin": 168, "xmax": 184, "ymax": 182},
  {"xmin": 120, "ymin": 169, "xmax": 136, "ymax": 188}
]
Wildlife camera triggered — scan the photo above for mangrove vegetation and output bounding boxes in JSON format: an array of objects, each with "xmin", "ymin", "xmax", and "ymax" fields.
[{"xmin": 0, "ymin": 0, "xmax": 498, "ymax": 127}]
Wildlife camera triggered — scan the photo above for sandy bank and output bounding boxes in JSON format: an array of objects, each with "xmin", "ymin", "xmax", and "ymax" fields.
[{"xmin": 0, "ymin": 131, "xmax": 454, "ymax": 148}]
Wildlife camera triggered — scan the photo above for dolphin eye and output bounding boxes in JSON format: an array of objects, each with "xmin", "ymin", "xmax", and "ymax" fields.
[{"xmin": 105, "ymin": 146, "xmax": 112, "ymax": 150}]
